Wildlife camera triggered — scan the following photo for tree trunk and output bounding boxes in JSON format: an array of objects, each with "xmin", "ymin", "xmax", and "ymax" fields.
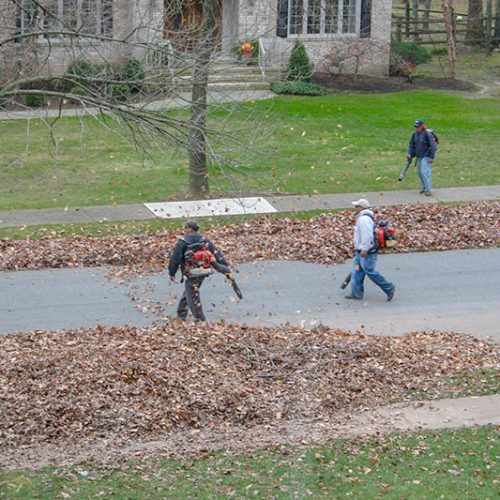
[
  {"xmin": 485, "ymin": 0, "xmax": 492, "ymax": 51},
  {"xmin": 1, "ymin": 2, "xmax": 18, "ymax": 86},
  {"xmin": 466, "ymin": 0, "xmax": 485, "ymax": 44},
  {"xmin": 495, "ymin": 0, "xmax": 500, "ymax": 46},
  {"xmin": 188, "ymin": 0, "xmax": 218, "ymax": 197},
  {"xmin": 443, "ymin": 0, "xmax": 457, "ymax": 78},
  {"xmin": 422, "ymin": 0, "xmax": 432, "ymax": 29},
  {"xmin": 412, "ymin": 0, "xmax": 420, "ymax": 41}
]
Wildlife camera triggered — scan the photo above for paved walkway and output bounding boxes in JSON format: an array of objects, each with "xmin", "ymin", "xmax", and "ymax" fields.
[
  {"xmin": 1, "ymin": 185, "xmax": 499, "ymax": 229},
  {"xmin": 0, "ymin": 89, "xmax": 275, "ymax": 122},
  {"xmin": 2, "ymin": 393, "xmax": 498, "ymax": 470}
]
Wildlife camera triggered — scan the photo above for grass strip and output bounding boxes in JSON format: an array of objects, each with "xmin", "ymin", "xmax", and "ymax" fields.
[
  {"xmin": 1, "ymin": 90, "xmax": 499, "ymax": 210},
  {"xmin": 1, "ymin": 425, "xmax": 498, "ymax": 498}
]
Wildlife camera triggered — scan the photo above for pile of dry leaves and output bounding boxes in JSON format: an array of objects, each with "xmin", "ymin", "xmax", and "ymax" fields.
[
  {"xmin": 0, "ymin": 201, "xmax": 498, "ymax": 275},
  {"xmin": 1, "ymin": 322, "xmax": 498, "ymax": 452}
]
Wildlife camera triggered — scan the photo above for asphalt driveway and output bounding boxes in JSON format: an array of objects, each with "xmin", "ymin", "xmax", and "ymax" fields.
[{"xmin": 1, "ymin": 248, "xmax": 499, "ymax": 341}]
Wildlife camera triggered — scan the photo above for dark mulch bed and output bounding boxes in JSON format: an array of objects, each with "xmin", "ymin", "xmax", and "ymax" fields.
[{"xmin": 313, "ymin": 73, "xmax": 477, "ymax": 93}]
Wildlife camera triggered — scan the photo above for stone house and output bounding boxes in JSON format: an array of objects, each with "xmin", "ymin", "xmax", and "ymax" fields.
[{"xmin": 0, "ymin": 0, "xmax": 392, "ymax": 80}]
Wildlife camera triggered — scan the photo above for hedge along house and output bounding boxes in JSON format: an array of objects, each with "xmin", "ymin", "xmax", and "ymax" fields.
[{"xmin": 0, "ymin": 0, "xmax": 392, "ymax": 83}]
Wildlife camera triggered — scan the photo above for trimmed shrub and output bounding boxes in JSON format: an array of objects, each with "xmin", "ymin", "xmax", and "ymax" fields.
[
  {"xmin": 64, "ymin": 58, "xmax": 98, "ymax": 94},
  {"xmin": 65, "ymin": 59, "xmax": 133, "ymax": 101},
  {"xmin": 271, "ymin": 81, "xmax": 326, "ymax": 96},
  {"xmin": 391, "ymin": 39, "xmax": 432, "ymax": 65},
  {"xmin": 431, "ymin": 46, "xmax": 448, "ymax": 56},
  {"xmin": 109, "ymin": 83, "xmax": 130, "ymax": 101},
  {"xmin": 25, "ymin": 93, "xmax": 46, "ymax": 107},
  {"xmin": 69, "ymin": 86, "xmax": 89, "ymax": 95},
  {"xmin": 66, "ymin": 58, "xmax": 97, "ymax": 78},
  {"xmin": 67, "ymin": 86, "xmax": 89, "ymax": 104},
  {"xmin": 288, "ymin": 41, "xmax": 314, "ymax": 82},
  {"xmin": 121, "ymin": 58, "xmax": 145, "ymax": 92}
]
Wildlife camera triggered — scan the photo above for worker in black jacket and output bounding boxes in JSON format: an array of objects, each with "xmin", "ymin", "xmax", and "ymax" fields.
[
  {"xmin": 168, "ymin": 219, "xmax": 229, "ymax": 322},
  {"xmin": 407, "ymin": 119, "xmax": 437, "ymax": 196}
]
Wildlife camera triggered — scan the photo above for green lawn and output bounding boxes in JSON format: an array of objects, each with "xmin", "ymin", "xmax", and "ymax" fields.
[
  {"xmin": 0, "ymin": 90, "xmax": 499, "ymax": 211},
  {"xmin": 1, "ymin": 426, "xmax": 497, "ymax": 499}
]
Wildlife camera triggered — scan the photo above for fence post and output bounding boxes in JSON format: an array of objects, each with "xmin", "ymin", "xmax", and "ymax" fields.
[
  {"xmin": 451, "ymin": 6, "xmax": 456, "ymax": 39},
  {"xmin": 485, "ymin": 0, "xmax": 493, "ymax": 52},
  {"xmin": 412, "ymin": 0, "xmax": 419, "ymax": 41},
  {"xmin": 405, "ymin": 0, "xmax": 411, "ymax": 38},
  {"xmin": 396, "ymin": 17, "xmax": 403, "ymax": 41}
]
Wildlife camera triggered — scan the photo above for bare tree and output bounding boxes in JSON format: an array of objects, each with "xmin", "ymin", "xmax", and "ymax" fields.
[
  {"xmin": 188, "ymin": 0, "xmax": 219, "ymax": 196},
  {"xmin": 421, "ymin": 0, "xmax": 432, "ymax": 30},
  {"xmin": 466, "ymin": 0, "xmax": 485, "ymax": 44},
  {"xmin": 495, "ymin": 0, "xmax": 500, "ymax": 46},
  {"xmin": 443, "ymin": 0, "xmax": 457, "ymax": 78},
  {"xmin": 0, "ymin": 0, "xmax": 268, "ymax": 197},
  {"xmin": 412, "ymin": 0, "xmax": 420, "ymax": 41}
]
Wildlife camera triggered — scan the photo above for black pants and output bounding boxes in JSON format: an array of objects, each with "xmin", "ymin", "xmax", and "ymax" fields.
[
  {"xmin": 177, "ymin": 276, "xmax": 206, "ymax": 321},
  {"xmin": 177, "ymin": 264, "xmax": 230, "ymax": 321}
]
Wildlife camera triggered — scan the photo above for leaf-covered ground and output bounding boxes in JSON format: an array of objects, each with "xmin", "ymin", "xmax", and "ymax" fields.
[
  {"xmin": 0, "ymin": 322, "xmax": 498, "ymax": 469},
  {"xmin": 1, "ymin": 201, "xmax": 498, "ymax": 469},
  {"xmin": 0, "ymin": 201, "xmax": 498, "ymax": 275}
]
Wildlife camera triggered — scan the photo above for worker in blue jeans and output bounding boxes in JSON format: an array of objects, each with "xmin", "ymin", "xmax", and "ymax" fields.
[
  {"xmin": 345, "ymin": 198, "xmax": 396, "ymax": 302},
  {"xmin": 407, "ymin": 119, "xmax": 437, "ymax": 196}
]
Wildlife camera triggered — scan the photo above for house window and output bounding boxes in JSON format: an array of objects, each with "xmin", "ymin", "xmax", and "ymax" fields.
[
  {"xmin": 286, "ymin": 0, "xmax": 358, "ymax": 35},
  {"xmin": 15, "ymin": 0, "xmax": 113, "ymax": 39}
]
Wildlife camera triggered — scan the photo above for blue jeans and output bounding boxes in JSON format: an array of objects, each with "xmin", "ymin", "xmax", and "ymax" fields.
[
  {"xmin": 350, "ymin": 252, "xmax": 394, "ymax": 299},
  {"xmin": 416, "ymin": 156, "xmax": 432, "ymax": 193}
]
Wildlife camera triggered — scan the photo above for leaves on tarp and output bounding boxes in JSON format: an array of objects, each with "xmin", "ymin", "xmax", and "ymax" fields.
[
  {"xmin": 0, "ymin": 202, "xmax": 498, "ymax": 275},
  {"xmin": 0, "ymin": 323, "xmax": 497, "ymax": 450}
]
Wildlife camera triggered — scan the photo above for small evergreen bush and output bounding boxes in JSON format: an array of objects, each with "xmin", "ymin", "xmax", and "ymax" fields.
[
  {"xmin": 109, "ymin": 83, "xmax": 130, "ymax": 101},
  {"xmin": 287, "ymin": 41, "xmax": 314, "ymax": 82},
  {"xmin": 65, "ymin": 59, "xmax": 133, "ymax": 101},
  {"xmin": 67, "ymin": 86, "xmax": 89, "ymax": 104},
  {"xmin": 271, "ymin": 81, "xmax": 325, "ymax": 96},
  {"xmin": 391, "ymin": 39, "xmax": 432, "ymax": 65},
  {"xmin": 69, "ymin": 86, "xmax": 89, "ymax": 96},
  {"xmin": 25, "ymin": 93, "xmax": 46, "ymax": 107},
  {"xmin": 64, "ymin": 58, "xmax": 97, "ymax": 93},
  {"xmin": 431, "ymin": 46, "xmax": 448, "ymax": 56},
  {"xmin": 66, "ymin": 58, "xmax": 97, "ymax": 79},
  {"xmin": 121, "ymin": 58, "xmax": 145, "ymax": 92}
]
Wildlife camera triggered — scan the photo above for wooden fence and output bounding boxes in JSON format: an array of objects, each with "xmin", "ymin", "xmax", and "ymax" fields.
[{"xmin": 392, "ymin": 5, "xmax": 500, "ymax": 51}]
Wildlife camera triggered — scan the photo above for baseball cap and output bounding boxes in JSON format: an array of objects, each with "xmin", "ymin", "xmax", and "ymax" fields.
[
  {"xmin": 183, "ymin": 219, "xmax": 199, "ymax": 231},
  {"xmin": 351, "ymin": 198, "xmax": 370, "ymax": 209},
  {"xmin": 414, "ymin": 119, "xmax": 425, "ymax": 127}
]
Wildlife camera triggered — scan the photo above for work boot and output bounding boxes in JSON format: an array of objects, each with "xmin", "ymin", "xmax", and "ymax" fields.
[{"xmin": 345, "ymin": 295, "xmax": 362, "ymax": 300}]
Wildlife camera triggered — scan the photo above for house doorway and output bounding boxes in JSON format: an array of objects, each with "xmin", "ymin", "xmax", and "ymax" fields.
[{"xmin": 164, "ymin": 0, "xmax": 222, "ymax": 52}]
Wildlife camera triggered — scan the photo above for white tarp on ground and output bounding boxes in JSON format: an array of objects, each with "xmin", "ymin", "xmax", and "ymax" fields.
[{"xmin": 144, "ymin": 197, "xmax": 277, "ymax": 218}]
